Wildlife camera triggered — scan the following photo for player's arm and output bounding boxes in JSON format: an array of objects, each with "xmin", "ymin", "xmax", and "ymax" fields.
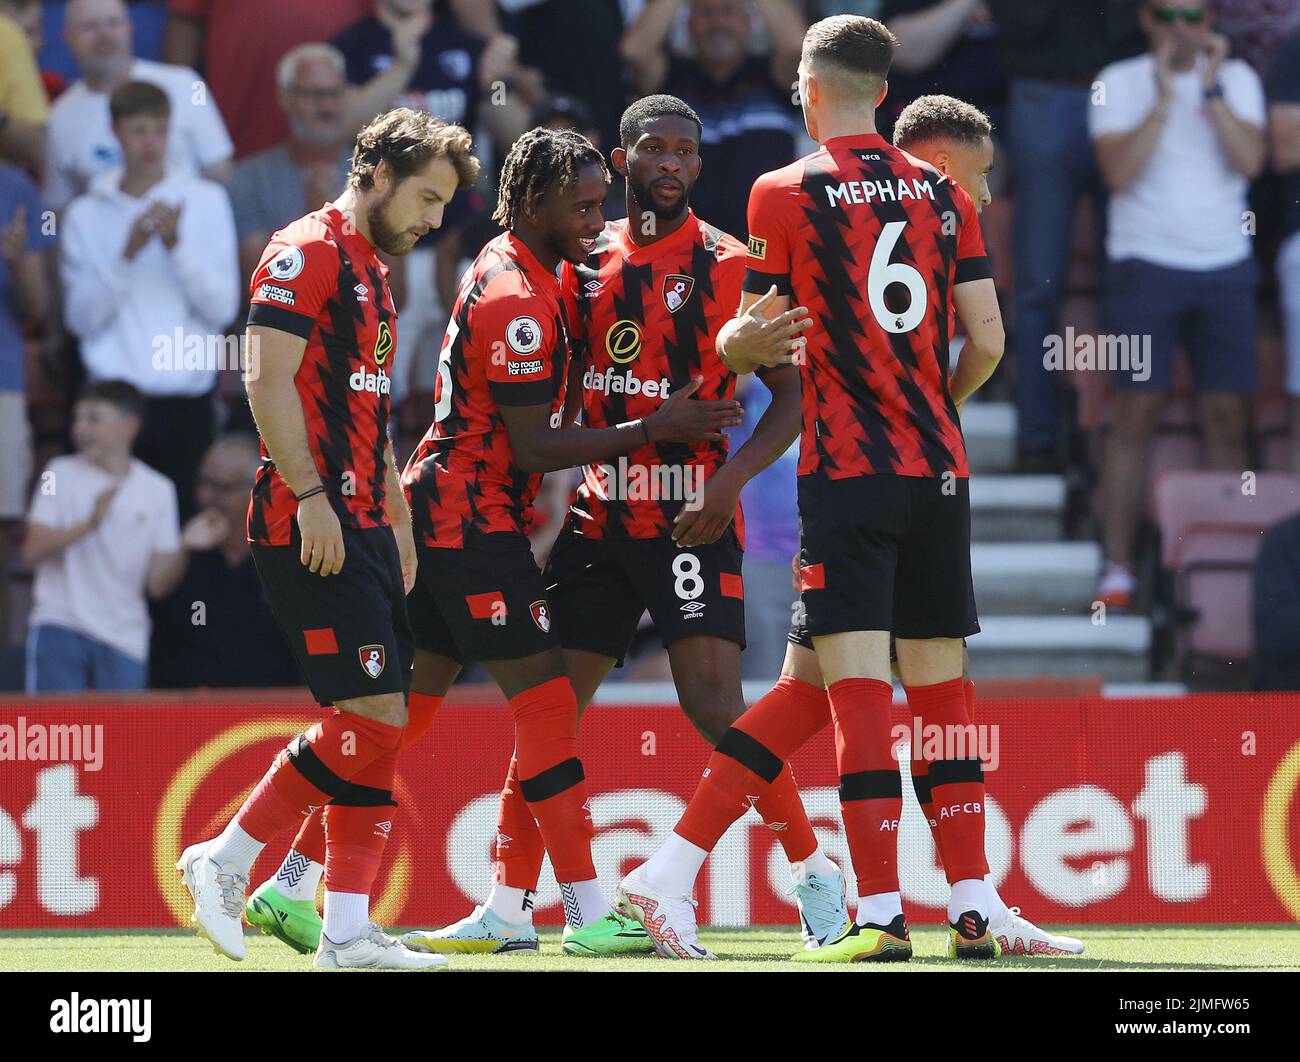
[
  {"xmin": 382, "ymin": 440, "xmax": 417, "ymax": 594},
  {"xmin": 244, "ymin": 325, "xmax": 344, "ymax": 576},
  {"xmin": 673, "ymin": 363, "xmax": 800, "ymax": 547},
  {"xmin": 499, "ymin": 376, "xmax": 742, "ymax": 474},
  {"xmin": 719, "ymin": 172, "xmax": 810, "ymax": 373},
  {"xmin": 950, "ymin": 278, "xmax": 1004, "ymax": 408}
]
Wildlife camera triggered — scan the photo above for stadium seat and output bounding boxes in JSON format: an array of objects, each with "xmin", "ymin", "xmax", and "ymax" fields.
[{"xmin": 1152, "ymin": 471, "xmax": 1300, "ymax": 683}]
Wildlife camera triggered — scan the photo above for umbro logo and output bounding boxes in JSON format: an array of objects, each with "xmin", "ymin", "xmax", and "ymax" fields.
[
  {"xmin": 680, "ymin": 600, "xmax": 705, "ymax": 615},
  {"xmin": 354, "ymin": 282, "xmax": 369, "ymax": 302}
]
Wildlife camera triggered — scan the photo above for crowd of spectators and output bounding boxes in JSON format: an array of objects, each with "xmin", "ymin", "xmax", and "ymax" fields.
[{"xmin": 1, "ymin": 0, "xmax": 1299, "ymax": 694}]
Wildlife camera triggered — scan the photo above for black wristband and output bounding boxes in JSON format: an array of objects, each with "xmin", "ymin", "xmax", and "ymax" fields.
[
  {"xmin": 295, "ymin": 485, "xmax": 326, "ymax": 502},
  {"xmin": 1204, "ymin": 82, "xmax": 1225, "ymax": 101}
]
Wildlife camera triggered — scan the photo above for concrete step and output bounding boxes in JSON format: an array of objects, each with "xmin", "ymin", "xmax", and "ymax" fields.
[
  {"xmin": 966, "ymin": 615, "xmax": 1151, "ymax": 682},
  {"xmin": 969, "ymin": 475, "xmax": 1065, "ymax": 541},
  {"xmin": 971, "ymin": 541, "xmax": 1101, "ymax": 614},
  {"xmin": 962, "ymin": 401, "xmax": 1015, "ymax": 474}
]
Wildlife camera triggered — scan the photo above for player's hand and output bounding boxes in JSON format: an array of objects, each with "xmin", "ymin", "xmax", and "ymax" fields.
[
  {"xmin": 1202, "ymin": 32, "xmax": 1230, "ymax": 88},
  {"xmin": 723, "ymin": 286, "xmax": 812, "ymax": 370},
  {"xmin": 181, "ymin": 509, "xmax": 229, "ymax": 551},
  {"xmin": 790, "ymin": 551, "xmax": 801, "ymax": 594},
  {"xmin": 645, "ymin": 376, "xmax": 743, "ymax": 443},
  {"xmin": 672, "ymin": 465, "xmax": 741, "ymax": 547},
  {"xmin": 1, "ymin": 204, "xmax": 26, "ymax": 266},
  {"xmin": 393, "ymin": 521, "xmax": 418, "ymax": 595},
  {"xmin": 297, "ymin": 493, "xmax": 345, "ymax": 576}
]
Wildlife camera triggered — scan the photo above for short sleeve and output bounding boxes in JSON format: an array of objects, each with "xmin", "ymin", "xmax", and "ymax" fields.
[
  {"xmin": 714, "ymin": 240, "xmax": 747, "ymax": 317},
  {"xmin": 953, "ymin": 183, "xmax": 992, "ymax": 285},
  {"xmin": 477, "ymin": 294, "xmax": 557, "ymax": 407},
  {"xmin": 1223, "ymin": 61, "xmax": 1266, "ymax": 127},
  {"xmin": 247, "ymin": 234, "xmax": 338, "ymax": 337},
  {"xmin": 1088, "ymin": 61, "xmax": 1146, "ymax": 139},
  {"xmin": 742, "ymin": 169, "xmax": 794, "ymax": 295}
]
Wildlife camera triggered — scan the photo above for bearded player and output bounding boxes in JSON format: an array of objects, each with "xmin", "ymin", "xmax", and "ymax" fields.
[
  {"xmin": 176, "ymin": 109, "xmax": 479, "ymax": 970},
  {"xmin": 619, "ymin": 23, "xmax": 1080, "ymax": 963},
  {"xmin": 402, "ymin": 96, "xmax": 849, "ymax": 959}
]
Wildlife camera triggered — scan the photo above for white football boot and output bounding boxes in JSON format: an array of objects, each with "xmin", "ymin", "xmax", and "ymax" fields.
[
  {"xmin": 176, "ymin": 840, "xmax": 248, "ymax": 961},
  {"xmin": 990, "ymin": 906, "xmax": 1084, "ymax": 956},
  {"xmin": 616, "ymin": 865, "xmax": 716, "ymax": 960},
  {"xmin": 315, "ymin": 922, "xmax": 450, "ymax": 969}
]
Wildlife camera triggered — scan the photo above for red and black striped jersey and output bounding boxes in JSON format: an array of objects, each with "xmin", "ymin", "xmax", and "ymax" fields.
[
  {"xmin": 402, "ymin": 232, "xmax": 570, "ymax": 548},
  {"xmin": 245, "ymin": 202, "xmax": 398, "ymax": 546},
  {"xmin": 744, "ymin": 133, "xmax": 989, "ymax": 480},
  {"xmin": 566, "ymin": 212, "xmax": 746, "ymax": 539}
]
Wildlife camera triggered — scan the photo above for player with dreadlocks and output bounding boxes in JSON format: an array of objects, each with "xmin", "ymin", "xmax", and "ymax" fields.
[{"xmin": 390, "ymin": 126, "xmax": 740, "ymax": 955}]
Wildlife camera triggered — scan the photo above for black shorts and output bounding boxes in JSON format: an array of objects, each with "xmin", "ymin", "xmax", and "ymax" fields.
[
  {"xmin": 543, "ymin": 522, "xmax": 746, "ymax": 663},
  {"xmin": 407, "ymin": 531, "xmax": 558, "ymax": 663},
  {"xmin": 252, "ymin": 524, "xmax": 413, "ymax": 707},
  {"xmin": 797, "ymin": 473, "xmax": 979, "ymax": 641}
]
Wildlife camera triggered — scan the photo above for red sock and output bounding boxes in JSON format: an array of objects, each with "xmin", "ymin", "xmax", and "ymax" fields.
[
  {"xmin": 676, "ymin": 676, "xmax": 830, "ymax": 857},
  {"xmin": 290, "ymin": 695, "xmax": 443, "ymax": 866},
  {"xmin": 235, "ymin": 711, "xmax": 403, "ymax": 843},
  {"xmin": 323, "ymin": 745, "xmax": 398, "ymax": 895},
  {"xmin": 404, "ymin": 691, "xmax": 443, "ymax": 747},
  {"xmin": 905, "ymin": 678, "xmax": 989, "ymax": 884},
  {"xmin": 494, "ymin": 754, "xmax": 547, "ymax": 889},
  {"xmin": 908, "ymin": 697, "xmax": 946, "ymax": 867},
  {"xmin": 827, "ymin": 677, "xmax": 900, "ymax": 896},
  {"xmin": 510, "ymin": 678, "xmax": 595, "ymax": 883}
]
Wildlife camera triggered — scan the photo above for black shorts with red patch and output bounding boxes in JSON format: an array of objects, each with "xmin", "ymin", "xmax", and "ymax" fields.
[
  {"xmin": 796, "ymin": 472, "xmax": 979, "ymax": 641},
  {"xmin": 251, "ymin": 524, "xmax": 413, "ymax": 706},
  {"xmin": 542, "ymin": 519, "xmax": 746, "ymax": 663},
  {"xmin": 407, "ymin": 530, "xmax": 558, "ymax": 663}
]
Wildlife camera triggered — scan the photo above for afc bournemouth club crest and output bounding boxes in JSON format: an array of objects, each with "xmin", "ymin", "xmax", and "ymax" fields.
[
  {"xmin": 663, "ymin": 274, "xmax": 694, "ymax": 313},
  {"xmin": 529, "ymin": 599, "xmax": 552, "ymax": 633},
  {"xmin": 359, "ymin": 644, "xmax": 385, "ymax": 678}
]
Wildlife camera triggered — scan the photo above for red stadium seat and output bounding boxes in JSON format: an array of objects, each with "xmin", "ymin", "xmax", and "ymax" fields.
[{"xmin": 1152, "ymin": 471, "xmax": 1300, "ymax": 681}]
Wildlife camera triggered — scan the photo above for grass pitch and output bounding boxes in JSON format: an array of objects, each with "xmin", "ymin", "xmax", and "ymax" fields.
[{"xmin": 3, "ymin": 925, "xmax": 1298, "ymax": 972}]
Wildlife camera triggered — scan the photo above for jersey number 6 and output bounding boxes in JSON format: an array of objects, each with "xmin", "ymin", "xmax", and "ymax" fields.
[{"xmin": 868, "ymin": 220, "xmax": 928, "ymax": 334}]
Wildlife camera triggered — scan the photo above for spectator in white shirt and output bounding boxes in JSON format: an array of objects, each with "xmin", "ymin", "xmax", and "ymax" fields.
[
  {"xmin": 60, "ymin": 80, "xmax": 239, "ymax": 518},
  {"xmin": 22, "ymin": 380, "xmax": 185, "ymax": 692},
  {"xmin": 45, "ymin": 0, "xmax": 233, "ymax": 212},
  {"xmin": 1088, "ymin": 0, "xmax": 1266, "ymax": 612}
]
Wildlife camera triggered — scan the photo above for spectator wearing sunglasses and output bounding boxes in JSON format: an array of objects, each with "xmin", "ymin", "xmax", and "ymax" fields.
[{"xmin": 1090, "ymin": 0, "xmax": 1267, "ymax": 611}]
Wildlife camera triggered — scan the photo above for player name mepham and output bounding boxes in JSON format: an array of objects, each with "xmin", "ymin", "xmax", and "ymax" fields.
[
  {"xmin": 825, "ymin": 177, "xmax": 935, "ymax": 207},
  {"xmin": 49, "ymin": 994, "xmax": 151, "ymax": 1042}
]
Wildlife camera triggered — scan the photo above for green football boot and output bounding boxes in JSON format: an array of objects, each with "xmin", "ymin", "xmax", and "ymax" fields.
[
  {"xmin": 245, "ymin": 880, "xmax": 322, "ymax": 955},
  {"xmin": 561, "ymin": 910, "xmax": 655, "ymax": 956}
]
